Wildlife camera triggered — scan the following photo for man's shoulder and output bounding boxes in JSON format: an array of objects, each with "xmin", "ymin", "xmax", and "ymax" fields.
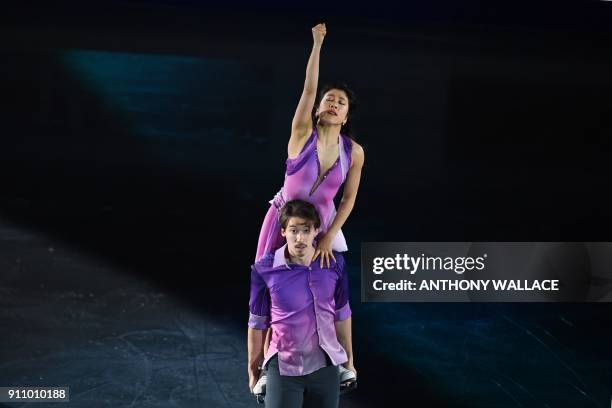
[
  {"xmin": 331, "ymin": 251, "xmax": 346, "ymax": 270},
  {"xmin": 253, "ymin": 253, "xmax": 275, "ymax": 272}
]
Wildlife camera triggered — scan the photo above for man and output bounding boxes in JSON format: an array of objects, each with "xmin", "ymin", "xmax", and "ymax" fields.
[{"xmin": 247, "ymin": 199, "xmax": 356, "ymax": 408}]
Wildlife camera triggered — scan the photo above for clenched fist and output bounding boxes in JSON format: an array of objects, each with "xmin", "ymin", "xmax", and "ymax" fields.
[{"xmin": 312, "ymin": 23, "xmax": 327, "ymax": 45}]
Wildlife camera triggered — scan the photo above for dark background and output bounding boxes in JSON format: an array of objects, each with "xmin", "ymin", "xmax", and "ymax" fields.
[{"xmin": 1, "ymin": 1, "xmax": 611, "ymax": 407}]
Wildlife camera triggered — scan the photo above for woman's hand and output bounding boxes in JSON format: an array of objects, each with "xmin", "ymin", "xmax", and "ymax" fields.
[
  {"xmin": 312, "ymin": 233, "xmax": 336, "ymax": 268},
  {"xmin": 312, "ymin": 23, "xmax": 326, "ymax": 46}
]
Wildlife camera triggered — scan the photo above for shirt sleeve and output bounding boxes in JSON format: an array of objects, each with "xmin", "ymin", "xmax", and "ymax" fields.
[
  {"xmin": 248, "ymin": 265, "xmax": 271, "ymax": 330},
  {"xmin": 333, "ymin": 254, "xmax": 352, "ymax": 321}
]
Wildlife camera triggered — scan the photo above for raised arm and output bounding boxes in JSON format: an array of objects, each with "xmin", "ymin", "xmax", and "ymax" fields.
[{"xmin": 288, "ymin": 23, "xmax": 326, "ymax": 158}]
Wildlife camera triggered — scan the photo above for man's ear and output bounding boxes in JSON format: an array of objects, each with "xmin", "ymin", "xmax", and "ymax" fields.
[{"xmin": 280, "ymin": 228, "xmax": 286, "ymax": 237}]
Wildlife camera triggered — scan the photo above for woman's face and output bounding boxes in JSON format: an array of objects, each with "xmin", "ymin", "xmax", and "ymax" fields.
[{"xmin": 315, "ymin": 89, "xmax": 349, "ymax": 127}]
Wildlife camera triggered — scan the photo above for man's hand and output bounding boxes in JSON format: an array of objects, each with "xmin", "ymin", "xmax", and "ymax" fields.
[
  {"xmin": 248, "ymin": 365, "xmax": 260, "ymax": 394},
  {"xmin": 312, "ymin": 23, "xmax": 326, "ymax": 46}
]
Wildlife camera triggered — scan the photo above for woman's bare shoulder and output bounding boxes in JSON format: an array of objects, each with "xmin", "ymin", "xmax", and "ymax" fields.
[{"xmin": 350, "ymin": 140, "xmax": 365, "ymax": 160}]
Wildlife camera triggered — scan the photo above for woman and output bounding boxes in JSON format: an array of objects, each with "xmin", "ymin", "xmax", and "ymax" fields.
[{"xmin": 255, "ymin": 22, "xmax": 365, "ymax": 269}]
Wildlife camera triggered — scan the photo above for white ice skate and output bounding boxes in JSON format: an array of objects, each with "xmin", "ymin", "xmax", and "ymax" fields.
[
  {"xmin": 338, "ymin": 365, "xmax": 357, "ymax": 394},
  {"xmin": 252, "ymin": 370, "xmax": 267, "ymax": 404}
]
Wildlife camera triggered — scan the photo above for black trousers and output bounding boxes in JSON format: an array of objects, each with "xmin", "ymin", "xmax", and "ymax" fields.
[{"xmin": 264, "ymin": 354, "xmax": 340, "ymax": 408}]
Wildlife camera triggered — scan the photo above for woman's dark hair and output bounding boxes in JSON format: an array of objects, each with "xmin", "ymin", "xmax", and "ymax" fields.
[
  {"xmin": 279, "ymin": 200, "xmax": 321, "ymax": 230},
  {"xmin": 312, "ymin": 82, "xmax": 358, "ymax": 140}
]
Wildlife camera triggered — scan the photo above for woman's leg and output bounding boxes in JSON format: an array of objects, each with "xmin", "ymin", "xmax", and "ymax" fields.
[
  {"xmin": 302, "ymin": 364, "xmax": 340, "ymax": 408},
  {"xmin": 255, "ymin": 205, "xmax": 284, "ymax": 262},
  {"xmin": 265, "ymin": 355, "xmax": 305, "ymax": 408}
]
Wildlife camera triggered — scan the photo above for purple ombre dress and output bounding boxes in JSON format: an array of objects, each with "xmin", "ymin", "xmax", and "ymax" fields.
[{"xmin": 255, "ymin": 128, "xmax": 353, "ymax": 261}]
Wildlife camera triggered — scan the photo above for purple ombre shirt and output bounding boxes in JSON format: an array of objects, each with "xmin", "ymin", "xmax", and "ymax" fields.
[{"xmin": 248, "ymin": 244, "xmax": 352, "ymax": 376}]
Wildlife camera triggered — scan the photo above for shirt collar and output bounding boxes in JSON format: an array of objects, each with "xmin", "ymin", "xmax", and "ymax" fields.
[
  {"xmin": 273, "ymin": 244, "xmax": 291, "ymax": 269},
  {"xmin": 272, "ymin": 244, "xmax": 315, "ymax": 269}
]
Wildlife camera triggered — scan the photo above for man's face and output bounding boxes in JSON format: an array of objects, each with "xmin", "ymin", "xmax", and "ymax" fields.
[{"xmin": 281, "ymin": 216, "xmax": 319, "ymax": 257}]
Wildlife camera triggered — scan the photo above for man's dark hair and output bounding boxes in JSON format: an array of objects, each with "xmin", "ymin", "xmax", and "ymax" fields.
[{"xmin": 279, "ymin": 200, "xmax": 321, "ymax": 230}]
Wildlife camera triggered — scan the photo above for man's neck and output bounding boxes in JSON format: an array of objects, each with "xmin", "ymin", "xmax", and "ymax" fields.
[{"xmin": 285, "ymin": 245, "xmax": 315, "ymax": 266}]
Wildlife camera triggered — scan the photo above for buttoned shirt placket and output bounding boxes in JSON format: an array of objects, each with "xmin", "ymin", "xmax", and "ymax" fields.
[{"xmin": 306, "ymin": 264, "xmax": 322, "ymax": 342}]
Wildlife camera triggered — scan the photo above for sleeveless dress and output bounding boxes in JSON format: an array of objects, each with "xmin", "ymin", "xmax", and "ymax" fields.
[{"xmin": 255, "ymin": 128, "xmax": 353, "ymax": 261}]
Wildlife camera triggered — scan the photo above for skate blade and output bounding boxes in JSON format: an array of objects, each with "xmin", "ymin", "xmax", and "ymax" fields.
[{"xmin": 340, "ymin": 378, "xmax": 357, "ymax": 394}]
